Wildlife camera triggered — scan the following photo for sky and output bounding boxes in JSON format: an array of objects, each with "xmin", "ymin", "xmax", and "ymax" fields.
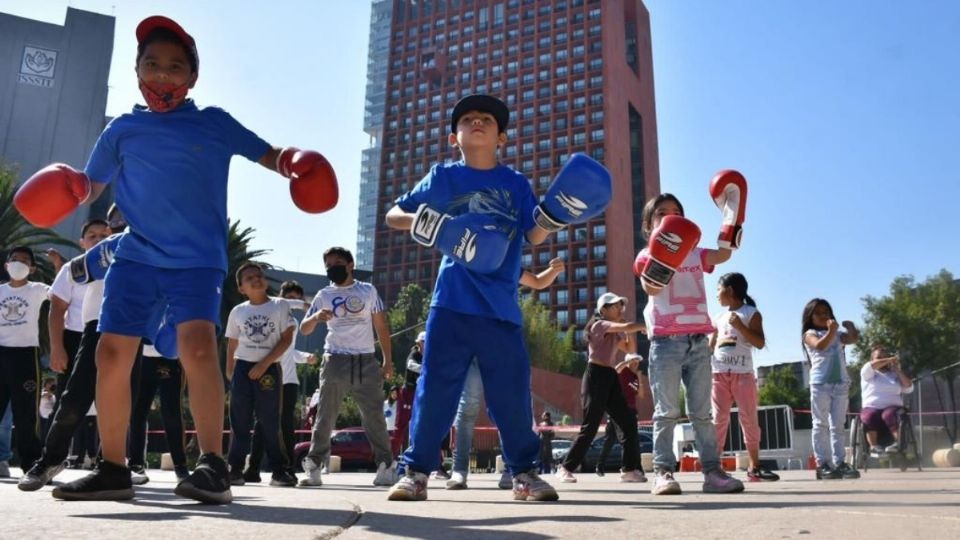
[{"xmin": 4, "ymin": 0, "xmax": 959, "ymax": 368}]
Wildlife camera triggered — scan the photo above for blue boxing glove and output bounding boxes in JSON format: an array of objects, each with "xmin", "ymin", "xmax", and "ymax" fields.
[
  {"xmin": 68, "ymin": 233, "xmax": 125, "ymax": 284},
  {"xmin": 532, "ymin": 153, "xmax": 612, "ymax": 232},
  {"xmin": 410, "ymin": 204, "xmax": 509, "ymax": 273}
]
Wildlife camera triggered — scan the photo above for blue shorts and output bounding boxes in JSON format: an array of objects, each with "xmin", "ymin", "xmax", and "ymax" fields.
[{"xmin": 98, "ymin": 259, "xmax": 224, "ymax": 339}]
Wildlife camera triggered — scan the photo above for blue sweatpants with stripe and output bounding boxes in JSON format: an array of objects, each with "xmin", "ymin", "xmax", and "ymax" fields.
[{"xmin": 401, "ymin": 307, "xmax": 540, "ymax": 475}]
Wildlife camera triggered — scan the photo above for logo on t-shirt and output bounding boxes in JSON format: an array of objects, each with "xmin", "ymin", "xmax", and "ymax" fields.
[
  {"xmin": 331, "ymin": 295, "xmax": 365, "ymax": 318},
  {"xmin": 243, "ymin": 315, "xmax": 276, "ymax": 344},
  {"xmin": 1, "ymin": 296, "xmax": 28, "ymax": 323}
]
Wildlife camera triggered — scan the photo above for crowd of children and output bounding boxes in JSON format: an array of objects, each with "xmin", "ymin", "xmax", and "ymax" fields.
[{"xmin": 3, "ymin": 14, "xmax": 889, "ymax": 509}]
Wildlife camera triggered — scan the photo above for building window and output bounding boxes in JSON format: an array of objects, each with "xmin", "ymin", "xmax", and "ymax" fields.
[
  {"xmin": 557, "ymin": 290, "xmax": 569, "ymax": 304},
  {"xmin": 593, "ymin": 265, "xmax": 607, "ymax": 279},
  {"xmin": 575, "ymin": 308, "xmax": 588, "ymax": 324},
  {"xmin": 593, "ymin": 244, "xmax": 606, "ymax": 259}
]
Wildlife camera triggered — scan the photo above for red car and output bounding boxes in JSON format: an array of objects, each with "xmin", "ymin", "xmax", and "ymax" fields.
[{"xmin": 293, "ymin": 427, "xmax": 376, "ymax": 470}]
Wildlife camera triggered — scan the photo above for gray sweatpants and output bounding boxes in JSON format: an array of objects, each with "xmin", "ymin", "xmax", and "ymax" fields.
[{"xmin": 306, "ymin": 352, "xmax": 393, "ymax": 467}]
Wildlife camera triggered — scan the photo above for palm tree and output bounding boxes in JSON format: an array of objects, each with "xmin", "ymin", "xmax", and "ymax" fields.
[
  {"xmin": 0, "ymin": 159, "xmax": 78, "ymax": 283},
  {"xmin": 221, "ymin": 219, "xmax": 272, "ymax": 328}
]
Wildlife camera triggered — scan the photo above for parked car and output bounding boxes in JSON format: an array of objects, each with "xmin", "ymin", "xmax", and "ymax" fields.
[
  {"xmin": 292, "ymin": 427, "xmax": 376, "ymax": 471},
  {"xmin": 551, "ymin": 439, "xmax": 573, "ymax": 462},
  {"xmin": 555, "ymin": 430, "xmax": 654, "ymax": 472}
]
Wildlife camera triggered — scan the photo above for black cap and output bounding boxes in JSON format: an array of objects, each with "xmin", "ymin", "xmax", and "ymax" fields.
[{"xmin": 450, "ymin": 94, "xmax": 509, "ymax": 134}]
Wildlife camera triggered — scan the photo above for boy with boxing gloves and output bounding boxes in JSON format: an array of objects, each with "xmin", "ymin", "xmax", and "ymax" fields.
[
  {"xmin": 14, "ymin": 16, "xmax": 338, "ymax": 504},
  {"xmin": 384, "ymin": 94, "xmax": 612, "ymax": 501}
]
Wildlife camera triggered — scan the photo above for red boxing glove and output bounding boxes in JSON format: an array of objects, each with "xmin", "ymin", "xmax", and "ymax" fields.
[
  {"xmin": 277, "ymin": 147, "xmax": 339, "ymax": 213},
  {"xmin": 709, "ymin": 169, "xmax": 747, "ymax": 250},
  {"xmin": 634, "ymin": 215, "xmax": 701, "ymax": 289},
  {"xmin": 14, "ymin": 163, "xmax": 91, "ymax": 228}
]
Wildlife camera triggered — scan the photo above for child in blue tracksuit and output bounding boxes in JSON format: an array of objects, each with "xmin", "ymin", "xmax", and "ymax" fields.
[{"xmin": 384, "ymin": 94, "xmax": 609, "ymax": 502}]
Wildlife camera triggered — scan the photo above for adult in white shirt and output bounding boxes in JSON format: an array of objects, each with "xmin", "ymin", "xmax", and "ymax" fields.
[
  {"xmin": 859, "ymin": 346, "xmax": 914, "ymax": 454},
  {"xmin": 299, "ymin": 247, "xmax": 395, "ymax": 487}
]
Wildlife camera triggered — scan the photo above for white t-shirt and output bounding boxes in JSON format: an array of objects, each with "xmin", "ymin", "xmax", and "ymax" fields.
[
  {"xmin": 638, "ymin": 248, "xmax": 716, "ymax": 337},
  {"xmin": 279, "ymin": 349, "xmax": 312, "ymax": 386},
  {"xmin": 0, "ymin": 281, "xmax": 50, "ymax": 347},
  {"xmin": 861, "ymin": 363, "xmax": 914, "ymax": 409},
  {"xmin": 39, "ymin": 391, "xmax": 56, "ymax": 419},
  {"xmin": 305, "ymin": 280, "xmax": 384, "ymax": 354},
  {"xmin": 711, "ymin": 304, "xmax": 758, "ymax": 374},
  {"xmin": 49, "ymin": 265, "xmax": 87, "ymax": 332},
  {"xmin": 225, "ymin": 298, "xmax": 295, "ymax": 363},
  {"xmin": 81, "ymin": 281, "xmax": 105, "ymax": 325}
]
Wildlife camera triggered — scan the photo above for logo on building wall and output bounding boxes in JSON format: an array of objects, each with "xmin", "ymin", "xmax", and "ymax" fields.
[{"xmin": 19, "ymin": 46, "xmax": 58, "ymax": 88}]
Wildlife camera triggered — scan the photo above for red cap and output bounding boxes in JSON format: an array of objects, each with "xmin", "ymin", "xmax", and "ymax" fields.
[{"xmin": 136, "ymin": 16, "xmax": 198, "ymax": 69}]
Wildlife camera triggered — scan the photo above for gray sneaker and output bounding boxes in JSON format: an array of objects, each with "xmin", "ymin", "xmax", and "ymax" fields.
[
  {"xmin": 652, "ymin": 470, "xmax": 682, "ymax": 495},
  {"xmin": 373, "ymin": 460, "xmax": 399, "ymax": 486},
  {"xmin": 299, "ymin": 457, "xmax": 323, "ymax": 487},
  {"xmin": 0, "ymin": 460, "xmax": 9, "ymax": 478},
  {"xmin": 498, "ymin": 471, "xmax": 513, "ymax": 489},
  {"xmin": 445, "ymin": 471, "xmax": 468, "ymax": 490},
  {"xmin": 387, "ymin": 470, "xmax": 428, "ymax": 501},
  {"xmin": 18, "ymin": 461, "xmax": 66, "ymax": 491},
  {"xmin": 512, "ymin": 470, "xmax": 559, "ymax": 501},
  {"xmin": 702, "ymin": 469, "xmax": 745, "ymax": 493}
]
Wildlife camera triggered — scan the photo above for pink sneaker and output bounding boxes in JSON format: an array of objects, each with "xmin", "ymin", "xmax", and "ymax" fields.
[
  {"xmin": 554, "ymin": 465, "xmax": 577, "ymax": 483},
  {"xmin": 619, "ymin": 469, "xmax": 647, "ymax": 483}
]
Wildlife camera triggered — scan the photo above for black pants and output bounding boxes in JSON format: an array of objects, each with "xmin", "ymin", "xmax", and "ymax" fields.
[
  {"xmin": 0, "ymin": 346, "xmax": 42, "ymax": 466},
  {"xmin": 71, "ymin": 416, "xmax": 98, "ymax": 462},
  {"xmin": 128, "ymin": 354, "xmax": 186, "ymax": 468},
  {"xmin": 39, "ymin": 321, "xmax": 99, "ymax": 467},
  {"xmin": 562, "ymin": 363, "xmax": 640, "ymax": 472},
  {"xmin": 249, "ymin": 382, "xmax": 299, "ymax": 472},
  {"xmin": 52, "ymin": 329, "xmax": 83, "ymax": 419},
  {"xmin": 227, "ymin": 362, "xmax": 288, "ymax": 472}
]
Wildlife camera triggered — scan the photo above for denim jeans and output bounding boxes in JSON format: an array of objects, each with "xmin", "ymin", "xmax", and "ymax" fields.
[
  {"xmin": 0, "ymin": 404, "xmax": 11, "ymax": 462},
  {"xmin": 649, "ymin": 334, "xmax": 720, "ymax": 472},
  {"xmin": 452, "ymin": 358, "xmax": 484, "ymax": 475},
  {"xmin": 810, "ymin": 382, "xmax": 850, "ymax": 466}
]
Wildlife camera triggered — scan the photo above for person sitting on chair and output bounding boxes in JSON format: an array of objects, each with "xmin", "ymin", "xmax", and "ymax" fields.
[{"xmin": 859, "ymin": 346, "xmax": 914, "ymax": 455}]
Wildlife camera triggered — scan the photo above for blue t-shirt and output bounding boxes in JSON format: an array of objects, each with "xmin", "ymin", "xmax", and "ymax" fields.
[
  {"xmin": 396, "ymin": 161, "xmax": 537, "ymax": 326},
  {"xmin": 84, "ymin": 100, "xmax": 270, "ymax": 271}
]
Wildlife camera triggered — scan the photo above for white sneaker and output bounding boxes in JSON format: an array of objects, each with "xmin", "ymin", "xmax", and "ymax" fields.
[
  {"xmin": 554, "ymin": 465, "xmax": 577, "ymax": 483},
  {"xmin": 373, "ymin": 460, "xmax": 399, "ymax": 486},
  {"xmin": 387, "ymin": 470, "xmax": 428, "ymax": 501},
  {"xmin": 498, "ymin": 471, "xmax": 513, "ymax": 489},
  {"xmin": 445, "ymin": 471, "xmax": 468, "ymax": 490},
  {"xmin": 129, "ymin": 464, "xmax": 150, "ymax": 486},
  {"xmin": 299, "ymin": 457, "xmax": 323, "ymax": 487}
]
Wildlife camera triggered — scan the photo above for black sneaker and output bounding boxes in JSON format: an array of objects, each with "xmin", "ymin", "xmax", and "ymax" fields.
[
  {"xmin": 174, "ymin": 465, "xmax": 190, "ymax": 481},
  {"xmin": 270, "ymin": 469, "xmax": 297, "ymax": 487},
  {"xmin": 243, "ymin": 468, "xmax": 262, "ymax": 483},
  {"xmin": 595, "ymin": 466, "xmax": 605, "ymax": 477},
  {"xmin": 174, "ymin": 453, "xmax": 233, "ymax": 504},
  {"xmin": 18, "ymin": 460, "xmax": 67, "ymax": 492},
  {"xmin": 815, "ymin": 463, "xmax": 841, "ymax": 480},
  {"xmin": 228, "ymin": 467, "xmax": 245, "ymax": 486},
  {"xmin": 747, "ymin": 467, "xmax": 780, "ymax": 482},
  {"xmin": 52, "ymin": 460, "xmax": 134, "ymax": 501},
  {"xmin": 836, "ymin": 462, "xmax": 860, "ymax": 479}
]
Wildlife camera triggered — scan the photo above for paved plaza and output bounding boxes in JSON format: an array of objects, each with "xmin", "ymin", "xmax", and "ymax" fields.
[{"xmin": 1, "ymin": 467, "xmax": 958, "ymax": 539}]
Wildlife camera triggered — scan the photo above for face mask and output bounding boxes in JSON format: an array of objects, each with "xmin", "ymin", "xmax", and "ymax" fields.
[
  {"xmin": 6, "ymin": 261, "xmax": 30, "ymax": 281},
  {"xmin": 138, "ymin": 78, "xmax": 189, "ymax": 112},
  {"xmin": 326, "ymin": 264, "xmax": 349, "ymax": 285}
]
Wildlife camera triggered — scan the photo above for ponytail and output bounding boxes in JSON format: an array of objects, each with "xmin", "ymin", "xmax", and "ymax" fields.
[{"xmin": 718, "ymin": 272, "xmax": 757, "ymax": 308}]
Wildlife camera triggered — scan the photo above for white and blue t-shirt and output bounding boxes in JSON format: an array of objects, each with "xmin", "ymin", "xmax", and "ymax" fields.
[
  {"xmin": 395, "ymin": 161, "xmax": 537, "ymax": 326},
  {"xmin": 84, "ymin": 100, "xmax": 270, "ymax": 272},
  {"xmin": 804, "ymin": 328, "xmax": 851, "ymax": 385},
  {"xmin": 306, "ymin": 281, "xmax": 384, "ymax": 355}
]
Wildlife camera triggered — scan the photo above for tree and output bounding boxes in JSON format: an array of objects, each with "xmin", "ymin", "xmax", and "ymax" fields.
[
  {"xmin": 859, "ymin": 270, "xmax": 960, "ymax": 442},
  {"xmin": 758, "ymin": 365, "xmax": 812, "ymax": 429},
  {"xmin": 0, "ymin": 159, "xmax": 79, "ymax": 284},
  {"xmin": 386, "ymin": 282, "xmax": 430, "ymax": 377},
  {"xmin": 520, "ymin": 296, "xmax": 579, "ymax": 375}
]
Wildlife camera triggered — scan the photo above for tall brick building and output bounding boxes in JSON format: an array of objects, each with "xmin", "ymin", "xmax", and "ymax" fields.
[{"xmin": 360, "ymin": 0, "xmax": 660, "ymax": 343}]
